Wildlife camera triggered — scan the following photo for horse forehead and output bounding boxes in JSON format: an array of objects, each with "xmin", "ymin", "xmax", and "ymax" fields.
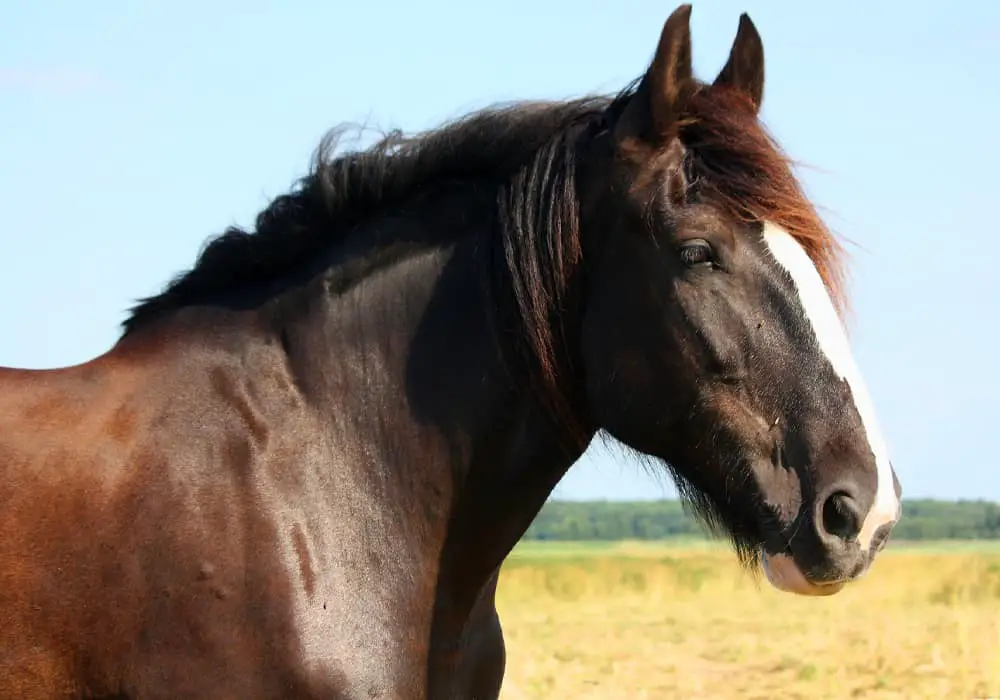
[
  {"xmin": 759, "ymin": 222, "xmax": 840, "ymax": 325},
  {"xmin": 760, "ymin": 223, "xmax": 822, "ymax": 280}
]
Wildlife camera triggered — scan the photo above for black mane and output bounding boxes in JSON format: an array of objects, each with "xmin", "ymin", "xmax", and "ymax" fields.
[{"xmin": 120, "ymin": 96, "xmax": 622, "ymax": 336}]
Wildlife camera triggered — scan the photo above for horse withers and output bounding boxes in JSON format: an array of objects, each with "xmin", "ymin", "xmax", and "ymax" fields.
[{"xmin": 0, "ymin": 5, "xmax": 901, "ymax": 699}]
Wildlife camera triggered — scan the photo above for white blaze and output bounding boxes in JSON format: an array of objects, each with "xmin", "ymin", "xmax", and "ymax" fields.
[{"xmin": 761, "ymin": 221, "xmax": 899, "ymax": 551}]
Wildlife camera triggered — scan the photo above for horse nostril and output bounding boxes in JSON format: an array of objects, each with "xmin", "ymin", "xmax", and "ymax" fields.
[
  {"xmin": 871, "ymin": 523, "xmax": 893, "ymax": 552},
  {"xmin": 821, "ymin": 490, "xmax": 863, "ymax": 542}
]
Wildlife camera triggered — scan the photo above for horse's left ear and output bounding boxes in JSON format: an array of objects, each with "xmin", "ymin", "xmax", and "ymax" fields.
[
  {"xmin": 615, "ymin": 4, "xmax": 695, "ymax": 145},
  {"xmin": 713, "ymin": 13, "xmax": 765, "ymax": 113}
]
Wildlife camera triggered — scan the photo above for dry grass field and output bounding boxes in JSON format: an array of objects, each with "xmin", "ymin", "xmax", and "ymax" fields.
[{"xmin": 495, "ymin": 540, "xmax": 1000, "ymax": 700}]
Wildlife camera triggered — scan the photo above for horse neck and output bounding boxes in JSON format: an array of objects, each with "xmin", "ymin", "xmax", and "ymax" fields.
[{"xmin": 272, "ymin": 187, "xmax": 590, "ymax": 593}]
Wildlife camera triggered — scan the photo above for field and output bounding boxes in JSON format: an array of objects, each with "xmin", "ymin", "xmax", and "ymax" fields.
[{"xmin": 494, "ymin": 540, "xmax": 1000, "ymax": 699}]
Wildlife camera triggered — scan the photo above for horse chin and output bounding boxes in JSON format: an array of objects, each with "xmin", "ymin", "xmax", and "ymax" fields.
[{"xmin": 760, "ymin": 552, "xmax": 845, "ymax": 597}]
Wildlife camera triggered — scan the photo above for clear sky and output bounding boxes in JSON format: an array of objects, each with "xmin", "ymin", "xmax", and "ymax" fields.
[{"xmin": 1, "ymin": 0, "xmax": 997, "ymax": 501}]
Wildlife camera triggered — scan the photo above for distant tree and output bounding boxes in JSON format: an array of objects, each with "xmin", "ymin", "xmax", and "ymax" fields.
[{"xmin": 521, "ymin": 498, "xmax": 1000, "ymax": 543}]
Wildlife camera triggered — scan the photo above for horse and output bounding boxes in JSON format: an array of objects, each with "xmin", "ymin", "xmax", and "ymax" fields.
[{"xmin": 0, "ymin": 5, "xmax": 902, "ymax": 699}]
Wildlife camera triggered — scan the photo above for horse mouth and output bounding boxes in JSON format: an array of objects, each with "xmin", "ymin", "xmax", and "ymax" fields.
[{"xmin": 760, "ymin": 551, "xmax": 846, "ymax": 597}]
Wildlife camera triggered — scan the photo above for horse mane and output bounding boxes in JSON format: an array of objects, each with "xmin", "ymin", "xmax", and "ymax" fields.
[
  {"xmin": 119, "ymin": 97, "xmax": 614, "ymax": 338},
  {"xmin": 119, "ymin": 80, "xmax": 845, "ymax": 436}
]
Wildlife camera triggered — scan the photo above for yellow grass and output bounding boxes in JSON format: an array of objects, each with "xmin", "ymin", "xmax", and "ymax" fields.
[{"xmin": 495, "ymin": 541, "xmax": 1000, "ymax": 699}]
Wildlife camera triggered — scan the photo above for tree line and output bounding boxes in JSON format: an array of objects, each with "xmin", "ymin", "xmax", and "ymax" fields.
[{"xmin": 523, "ymin": 499, "xmax": 1000, "ymax": 542}]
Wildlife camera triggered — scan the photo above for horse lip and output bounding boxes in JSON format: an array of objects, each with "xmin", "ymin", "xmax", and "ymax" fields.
[{"xmin": 761, "ymin": 551, "xmax": 846, "ymax": 597}]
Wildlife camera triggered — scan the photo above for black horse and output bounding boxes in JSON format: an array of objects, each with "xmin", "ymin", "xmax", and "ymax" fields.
[{"xmin": 0, "ymin": 5, "xmax": 901, "ymax": 698}]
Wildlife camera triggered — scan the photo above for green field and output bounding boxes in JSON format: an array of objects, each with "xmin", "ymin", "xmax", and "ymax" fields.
[{"xmin": 495, "ymin": 539, "xmax": 1000, "ymax": 699}]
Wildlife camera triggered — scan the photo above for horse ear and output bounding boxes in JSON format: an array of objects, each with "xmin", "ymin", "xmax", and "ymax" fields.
[
  {"xmin": 615, "ymin": 4, "xmax": 695, "ymax": 143},
  {"xmin": 713, "ymin": 13, "xmax": 765, "ymax": 113}
]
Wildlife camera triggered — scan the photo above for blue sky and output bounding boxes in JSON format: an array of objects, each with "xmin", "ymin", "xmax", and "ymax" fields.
[{"xmin": 1, "ymin": 0, "xmax": 997, "ymax": 501}]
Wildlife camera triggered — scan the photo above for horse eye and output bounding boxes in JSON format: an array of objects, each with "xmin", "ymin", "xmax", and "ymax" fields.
[{"xmin": 679, "ymin": 239, "xmax": 714, "ymax": 268}]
